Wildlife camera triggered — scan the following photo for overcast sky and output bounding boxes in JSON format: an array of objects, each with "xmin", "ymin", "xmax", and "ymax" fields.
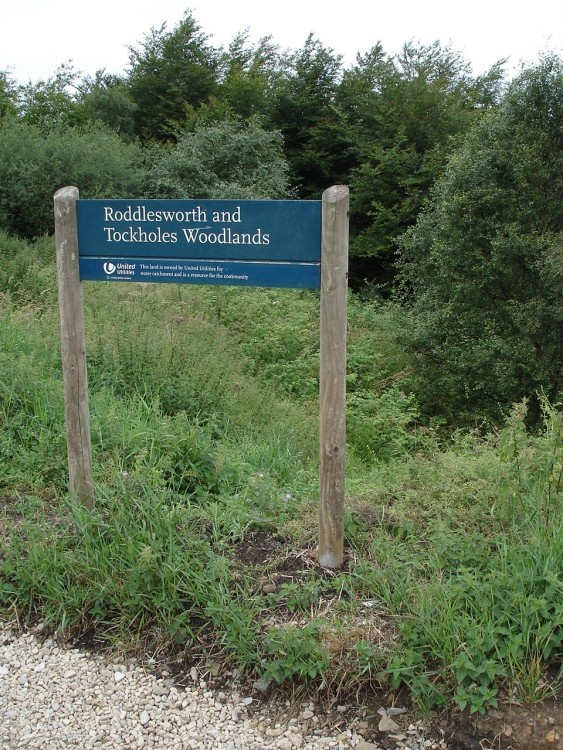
[{"xmin": 2, "ymin": 0, "xmax": 561, "ymax": 85}]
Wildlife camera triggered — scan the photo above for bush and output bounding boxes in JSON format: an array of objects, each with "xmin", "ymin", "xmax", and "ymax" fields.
[
  {"xmin": 0, "ymin": 232, "xmax": 56, "ymax": 307},
  {"xmin": 398, "ymin": 56, "xmax": 563, "ymax": 426},
  {"xmin": 0, "ymin": 119, "xmax": 144, "ymax": 238},
  {"xmin": 145, "ymin": 117, "xmax": 293, "ymax": 199}
]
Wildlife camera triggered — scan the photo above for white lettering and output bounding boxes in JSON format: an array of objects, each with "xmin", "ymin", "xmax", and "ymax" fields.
[{"xmin": 102, "ymin": 205, "xmax": 207, "ymax": 223}]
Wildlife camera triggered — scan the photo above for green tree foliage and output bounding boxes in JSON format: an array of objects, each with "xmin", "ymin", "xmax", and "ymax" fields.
[
  {"xmin": 16, "ymin": 63, "xmax": 81, "ymax": 132},
  {"xmin": 77, "ymin": 71, "xmax": 137, "ymax": 139},
  {"xmin": 145, "ymin": 117, "xmax": 292, "ymax": 200},
  {"xmin": 216, "ymin": 32, "xmax": 282, "ymax": 120},
  {"xmin": 270, "ymin": 35, "xmax": 356, "ymax": 199},
  {"xmin": 0, "ymin": 70, "xmax": 17, "ymax": 120},
  {"xmin": 398, "ymin": 56, "xmax": 563, "ymax": 425},
  {"xmin": 0, "ymin": 120, "xmax": 144, "ymax": 238},
  {"xmin": 127, "ymin": 11, "xmax": 220, "ymax": 142},
  {"xmin": 340, "ymin": 42, "xmax": 506, "ymax": 284}
]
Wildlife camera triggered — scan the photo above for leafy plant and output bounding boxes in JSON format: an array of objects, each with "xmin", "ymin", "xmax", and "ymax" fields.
[
  {"xmin": 262, "ymin": 623, "xmax": 329, "ymax": 684},
  {"xmin": 145, "ymin": 117, "xmax": 292, "ymax": 200}
]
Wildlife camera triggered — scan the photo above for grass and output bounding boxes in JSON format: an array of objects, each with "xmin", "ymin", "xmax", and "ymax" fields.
[{"xmin": 0, "ymin": 232, "xmax": 561, "ymax": 716}]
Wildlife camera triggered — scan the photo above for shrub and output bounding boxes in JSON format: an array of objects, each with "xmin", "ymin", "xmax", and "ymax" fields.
[
  {"xmin": 0, "ymin": 120, "xmax": 144, "ymax": 238},
  {"xmin": 145, "ymin": 117, "xmax": 292, "ymax": 200},
  {"xmin": 398, "ymin": 56, "xmax": 563, "ymax": 426}
]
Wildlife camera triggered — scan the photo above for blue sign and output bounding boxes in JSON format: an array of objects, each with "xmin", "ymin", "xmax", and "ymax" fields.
[
  {"xmin": 79, "ymin": 257, "xmax": 320, "ymax": 289},
  {"xmin": 77, "ymin": 198, "xmax": 321, "ymax": 289}
]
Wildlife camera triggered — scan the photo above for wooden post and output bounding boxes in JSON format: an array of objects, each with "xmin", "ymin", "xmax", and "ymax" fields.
[
  {"xmin": 54, "ymin": 186, "xmax": 94, "ymax": 509},
  {"xmin": 319, "ymin": 185, "xmax": 349, "ymax": 568}
]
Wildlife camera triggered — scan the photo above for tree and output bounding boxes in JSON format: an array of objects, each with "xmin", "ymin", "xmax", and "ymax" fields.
[
  {"xmin": 0, "ymin": 70, "xmax": 17, "ymax": 120},
  {"xmin": 339, "ymin": 42, "xmax": 506, "ymax": 286},
  {"xmin": 127, "ymin": 11, "xmax": 219, "ymax": 142},
  {"xmin": 216, "ymin": 32, "xmax": 282, "ymax": 120},
  {"xmin": 144, "ymin": 117, "xmax": 292, "ymax": 200},
  {"xmin": 270, "ymin": 35, "xmax": 356, "ymax": 198},
  {"xmin": 398, "ymin": 56, "xmax": 563, "ymax": 425},
  {"xmin": 77, "ymin": 71, "xmax": 137, "ymax": 139},
  {"xmin": 16, "ymin": 63, "xmax": 81, "ymax": 132}
]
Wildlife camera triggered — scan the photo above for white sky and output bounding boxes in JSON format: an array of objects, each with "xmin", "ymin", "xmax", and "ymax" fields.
[{"xmin": 2, "ymin": 0, "xmax": 562, "ymax": 85}]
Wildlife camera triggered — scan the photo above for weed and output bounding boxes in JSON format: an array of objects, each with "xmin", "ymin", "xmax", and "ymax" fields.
[{"xmin": 262, "ymin": 623, "xmax": 330, "ymax": 684}]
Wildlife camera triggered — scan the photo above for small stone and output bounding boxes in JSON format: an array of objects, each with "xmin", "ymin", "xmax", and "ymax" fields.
[
  {"xmin": 241, "ymin": 696, "xmax": 253, "ymax": 705},
  {"xmin": 262, "ymin": 583, "xmax": 277, "ymax": 594},
  {"xmin": 355, "ymin": 742, "xmax": 380, "ymax": 750},
  {"xmin": 252, "ymin": 678, "xmax": 271, "ymax": 693},
  {"xmin": 139, "ymin": 710, "xmax": 150, "ymax": 725},
  {"xmin": 152, "ymin": 684, "xmax": 169, "ymax": 696},
  {"xmin": 545, "ymin": 729, "xmax": 559, "ymax": 743},
  {"xmin": 386, "ymin": 707, "xmax": 407, "ymax": 717},
  {"xmin": 503, "ymin": 726, "xmax": 513, "ymax": 737},
  {"xmin": 488, "ymin": 709, "xmax": 504, "ymax": 720},
  {"xmin": 114, "ymin": 671, "xmax": 126, "ymax": 683},
  {"xmin": 379, "ymin": 715, "xmax": 401, "ymax": 733}
]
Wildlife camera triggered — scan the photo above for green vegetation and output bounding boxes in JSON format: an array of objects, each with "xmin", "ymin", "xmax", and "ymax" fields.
[
  {"xmin": 144, "ymin": 117, "xmax": 292, "ymax": 200},
  {"xmin": 1, "ymin": 236, "xmax": 561, "ymax": 715},
  {"xmin": 399, "ymin": 56, "xmax": 563, "ymax": 425},
  {"xmin": 0, "ymin": 11, "xmax": 561, "ymax": 719},
  {"xmin": 0, "ymin": 121, "xmax": 143, "ymax": 238}
]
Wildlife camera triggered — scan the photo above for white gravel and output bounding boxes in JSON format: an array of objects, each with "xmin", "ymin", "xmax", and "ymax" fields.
[
  {"xmin": 0, "ymin": 621, "xmax": 362, "ymax": 750},
  {"xmin": 0, "ymin": 621, "xmax": 443, "ymax": 750}
]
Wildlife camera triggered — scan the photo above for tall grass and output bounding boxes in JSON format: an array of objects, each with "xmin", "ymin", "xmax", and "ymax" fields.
[{"xmin": 1, "ymin": 231, "xmax": 561, "ymax": 714}]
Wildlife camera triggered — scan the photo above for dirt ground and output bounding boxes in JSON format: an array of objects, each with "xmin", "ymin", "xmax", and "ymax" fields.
[{"xmin": 441, "ymin": 699, "xmax": 561, "ymax": 750}]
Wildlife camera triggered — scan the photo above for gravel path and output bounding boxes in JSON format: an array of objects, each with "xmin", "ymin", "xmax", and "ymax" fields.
[{"xmin": 0, "ymin": 622, "xmax": 444, "ymax": 750}]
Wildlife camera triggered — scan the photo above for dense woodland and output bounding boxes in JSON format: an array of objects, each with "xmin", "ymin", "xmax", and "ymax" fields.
[
  {"xmin": 1, "ymin": 12, "xmax": 562, "ymax": 720},
  {"xmin": 1, "ymin": 11, "xmax": 561, "ymax": 426}
]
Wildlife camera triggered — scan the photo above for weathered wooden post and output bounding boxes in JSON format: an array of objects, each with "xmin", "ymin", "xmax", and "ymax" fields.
[
  {"xmin": 54, "ymin": 186, "xmax": 94, "ymax": 509},
  {"xmin": 319, "ymin": 185, "xmax": 349, "ymax": 568}
]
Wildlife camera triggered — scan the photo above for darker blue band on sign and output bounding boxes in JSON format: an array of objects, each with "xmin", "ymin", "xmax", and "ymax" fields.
[{"xmin": 79, "ymin": 257, "xmax": 321, "ymax": 289}]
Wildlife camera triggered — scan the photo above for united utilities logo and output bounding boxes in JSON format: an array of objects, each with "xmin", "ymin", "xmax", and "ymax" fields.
[{"xmin": 102, "ymin": 261, "xmax": 136, "ymax": 278}]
